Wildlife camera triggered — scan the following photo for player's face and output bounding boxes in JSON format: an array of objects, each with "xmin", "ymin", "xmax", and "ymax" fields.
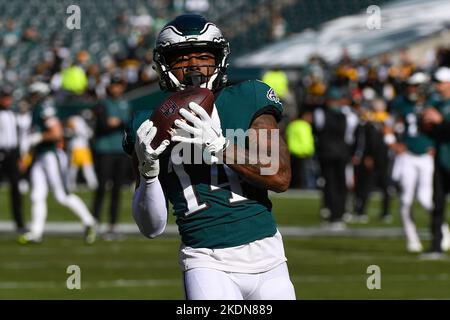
[
  {"xmin": 109, "ymin": 83, "xmax": 125, "ymax": 97},
  {"xmin": 437, "ymin": 81, "xmax": 450, "ymax": 98},
  {"xmin": 167, "ymin": 51, "xmax": 216, "ymax": 83},
  {"xmin": 0, "ymin": 95, "xmax": 12, "ymax": 108}
]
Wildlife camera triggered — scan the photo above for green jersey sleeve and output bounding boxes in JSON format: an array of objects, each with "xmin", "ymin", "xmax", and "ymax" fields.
[
  {"xmin": 252, "ymin": 79, "xmax": 284, "ymax": 123},
  {"xmin": 215, "ymin": 80, "xmax": 284, "ymax": 132}
]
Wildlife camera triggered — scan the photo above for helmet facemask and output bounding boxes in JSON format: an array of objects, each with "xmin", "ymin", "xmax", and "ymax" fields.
[{"xmin": 153, "ymin": 15, "xmax": 230, "ymax": 92}]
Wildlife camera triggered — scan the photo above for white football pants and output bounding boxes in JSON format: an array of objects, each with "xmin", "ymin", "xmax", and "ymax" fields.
[
  {"xmin": 397, "ymin": 152, "xmax": 434, "ymax": 248},
  {"xmin": 29, "ymin": 151, "xmax": 95, "ymax": 240},
  {"xmin": 68, "ymin": 164, "xmax": 98, "ymax": 191},
  {"xmin": 183, "ymin": 262, "xmax": 296, "ymax": 300}
]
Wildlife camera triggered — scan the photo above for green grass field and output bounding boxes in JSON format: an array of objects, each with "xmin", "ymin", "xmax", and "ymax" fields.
[{"xmin": 1, "ymin": 187, "xmax": 450, "ymax": 299}]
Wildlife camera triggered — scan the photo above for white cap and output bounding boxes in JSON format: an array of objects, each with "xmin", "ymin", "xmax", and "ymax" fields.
[
  {"xmin": 362, "ymin": 87, "xmax": 376, "ymax": 101},
  {"xmin": 29, "ymin": 82, "xmax": 50, "ymax": 95},
  {"xmin": 407, "ymin": 72, "xmax": 429, "ymax": 85},
  {"xmin": 434, "ymin": 67, "xmax": 450, "ymax": 83}
]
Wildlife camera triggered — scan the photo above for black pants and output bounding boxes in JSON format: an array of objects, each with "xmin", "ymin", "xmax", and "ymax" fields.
[
  {"xmin": 375, "ymin": 160, "xmax": 392, "ymax": 218},
  {"xmin": 290, "ymin": 156, "xmax": 316, "ymax": 189},
  {"xmin": 354, "ymin": 159, "xmax": 391, "ymax": 218},
  {"xmin": 93, "ymin": 153, "xmax": 130, "ymax": 226},
  {"xmin": 431, "ymin": 163, "xmax": 450, "ymax": 252},
  {"xmin": 290, "ymin": 156, "xmax": 303, "ymax": 189},
  {"xmin": 0, "ymin": 148, "xmax": 24, "ymax": 230},
  {"xmin": 319, "ymin": 158, "xmax": 347, "ymax": 222}
]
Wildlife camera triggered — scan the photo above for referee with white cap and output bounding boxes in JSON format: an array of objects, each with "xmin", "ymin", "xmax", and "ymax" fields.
[{"xmin": 0, "ymin": 85, "xmax": 26, "ymax": 233}]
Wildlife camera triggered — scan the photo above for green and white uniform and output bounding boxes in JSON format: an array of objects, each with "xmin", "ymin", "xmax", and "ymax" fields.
[
  {"xmin": 391, "ymin": 96, "xmax": 435, "ymax": 252},
  {"xmin": 392, "ymin": 96, "xmax": 435, "ymax": 155},
  {"xmin": 32, "ymin": 100, "xmax": 59, "ymax": 156},
  {"xmin": 27, "ymin": 99, "xmax": 95, "ymax": 241},
  {"xmin": 124, "ymin": 80, "xmax": 288, "ymax": 273}
]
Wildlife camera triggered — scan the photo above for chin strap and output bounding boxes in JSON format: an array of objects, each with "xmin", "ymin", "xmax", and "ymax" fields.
[
  {"xmin": 183, "ymin": 71, "xmax": 209, "ymax": 87},
  {"xmin": 173, "ymin": 69, "xmax": 220, "ymax": 91}
]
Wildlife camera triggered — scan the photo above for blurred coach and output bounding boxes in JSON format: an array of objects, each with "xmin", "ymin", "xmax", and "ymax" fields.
[{"xmin": 92, "ymin": 74, "xmax": 131, "ymax": 239}]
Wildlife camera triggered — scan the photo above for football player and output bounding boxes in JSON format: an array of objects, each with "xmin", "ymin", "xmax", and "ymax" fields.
[
  {"xmin": 123, "ymin": 14, "xmax": 296, "ymax": 300},
  {"xmin": 66, "ymin": 114, "xmax": 98, "ymax": 191},
  {"xmin": 420, "ymin": 67, "xmax": 450, "ymax": 257},
  {"xmin": 386, "ymin": 72, "xmax": 435, "ymax": 252},
  {"xmin": 18, "ymin": 82, "xmax": 96, "ymax": 244}
]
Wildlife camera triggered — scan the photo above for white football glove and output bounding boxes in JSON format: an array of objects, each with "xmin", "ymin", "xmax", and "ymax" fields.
[
  {"xmin": 172, "ymin": 102, "xmax": 229, "ymax": 164},
  {"xmin": 135, "ymin": 120, "xmax": 170, "ymax": 179}
]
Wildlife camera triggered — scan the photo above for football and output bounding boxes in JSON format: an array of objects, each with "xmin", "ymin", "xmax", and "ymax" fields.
[{"xmin": 149, "ymin": 87, "xmax": 215, "ymax": 150}]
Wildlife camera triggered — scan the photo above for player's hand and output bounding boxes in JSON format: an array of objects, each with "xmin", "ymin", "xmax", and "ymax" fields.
[
  {"xmin": 135, "ymin": 120, "xmax": 169, "ymax": 179},
  {"xmin": 107, "ymin": 117, "xmax": 122, "ymax": 128},
  {"xmin": 363, "ymin": 156, "xmax": 374, "ymax": 169},
  {"xmin": 17, "ymin": 157, "xmax": 28, "ymax": 173},
  {"xmin": 172, "ymin": 102, "xmax": 229, "ymax": 164},
  {"xmin": 391, "ymin": 142, "xmax": 406, "ymax": 154},
  {"xmin": 422, "ymin": 107, "xmax": 443, "ymax": 128}
]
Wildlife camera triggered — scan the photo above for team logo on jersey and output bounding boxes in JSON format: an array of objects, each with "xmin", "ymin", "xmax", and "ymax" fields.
[
  {"xmin": 267, "ymin": 88, "xmax": 281, "ymax": 104},
  {"xmin": 161, "ymin": 99, "xmax": 178, "ymax": 117}
]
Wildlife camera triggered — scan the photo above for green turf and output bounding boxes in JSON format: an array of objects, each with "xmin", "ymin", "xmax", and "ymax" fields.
[
  {"xmin": 1, "ymin": 234, "xmax": 450, "ymax": 299},
  {"xmin": 1, "ymin": 186, "xmax": 447, "ymax": 229},
  {"xmin": 1, "ymin": 187, "xmax": 450, "ymax": 299}
]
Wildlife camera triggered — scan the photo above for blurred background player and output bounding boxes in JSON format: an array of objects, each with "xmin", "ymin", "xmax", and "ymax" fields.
[
  {"xmin": 387, "ymin": 72, "xmax": 435, "ymax": 252},
  {"xmin": 421, "ymin": 66, "xmax": 450, "ymax": 257},
  {"xmin": 65, "ymin": 114, "xmax": 98, "ymax": 192},
  {"xmin": 18, "ymin": 82, "xmax": 96, "ymax": 244},
  {"xmin": 92, "ymin": 73, "xmax": 131, "ymax": 240},
  {"xmin": 0, "ymin": 85, "xmax": 26, "ymax": 234}
]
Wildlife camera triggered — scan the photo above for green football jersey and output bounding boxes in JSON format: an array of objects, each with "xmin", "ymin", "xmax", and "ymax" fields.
[
  {"xmin": 123, "ymin": 80, "xmax": 283, "ymax": 249},
  {"xmin": 391, "ymin": 96, "xmax": 435, "ymax": 155},
  {"xmin": 31, "ymin": 99, "xmax": 58, "ymax": 155}
]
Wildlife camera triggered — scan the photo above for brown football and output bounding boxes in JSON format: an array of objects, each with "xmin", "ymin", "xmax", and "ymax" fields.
[{"xmin": 149, "ymin": 87, "xmax": 215, "ymax": 150}]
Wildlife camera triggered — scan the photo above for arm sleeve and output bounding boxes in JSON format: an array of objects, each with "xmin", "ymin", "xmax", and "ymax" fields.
[{"xmin": 131, "ymin": 176, "xmax": 168, "ymax": 239}]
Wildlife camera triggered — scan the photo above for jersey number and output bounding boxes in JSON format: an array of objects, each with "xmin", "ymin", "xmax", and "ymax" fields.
[
  {"xmin": 172, "ymin": 163, "xmax": 247, "ymax": 216},
  {"xmin": 406, "ymin": 113, "xmax": 418, "ymax": 137}
]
